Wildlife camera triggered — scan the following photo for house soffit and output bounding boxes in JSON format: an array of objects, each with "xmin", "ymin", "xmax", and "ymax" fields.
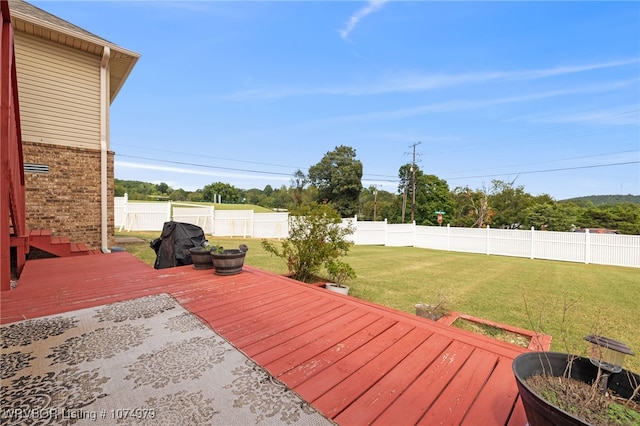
[{"xmin": 8, "ymin": 0, "xmax": 140, "ymax": 102}]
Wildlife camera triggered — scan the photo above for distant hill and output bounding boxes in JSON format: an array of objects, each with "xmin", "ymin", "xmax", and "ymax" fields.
[{"xmin": 560, "ymin": 194, "xmax": 640, "ymax": 206}]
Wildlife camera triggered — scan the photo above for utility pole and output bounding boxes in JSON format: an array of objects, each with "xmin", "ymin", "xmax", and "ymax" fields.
[
  {"xmin": 373, "ymin": 186, "xmax": 378, "ymax": 221},
  {"xmin": 409, "ymin": 142, "xmax": 421, "ymax": 223}
]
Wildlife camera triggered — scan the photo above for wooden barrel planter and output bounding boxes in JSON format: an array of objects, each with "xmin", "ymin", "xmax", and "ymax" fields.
[
  {"xmin": 211, "ymin": 249, "xmax": 247, "ymax": 276},
  {"xmin": 189, "ymin": 247, "xmax": 213, "ymax": 270}
]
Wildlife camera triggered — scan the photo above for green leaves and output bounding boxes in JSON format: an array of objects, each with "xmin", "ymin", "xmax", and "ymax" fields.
[{"xmin": 261, "ymin": 203, "xmax": 355, "ymax": 283}]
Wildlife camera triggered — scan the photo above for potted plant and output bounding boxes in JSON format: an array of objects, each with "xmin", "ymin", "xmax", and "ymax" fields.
[
  {"xmin": 324, "ymin": 261, "xmax": 356, "ymax": 295},
  {"xmin": 210, "ymin": 244, "xmax": 248, "ymax": 276},
  {"xmin": 512, "ymin": 337, "xmax": 639, "ymax": 426},
  {"xmin": 189, "ymin": 242, "xmax": 214, "ymax": 270}
]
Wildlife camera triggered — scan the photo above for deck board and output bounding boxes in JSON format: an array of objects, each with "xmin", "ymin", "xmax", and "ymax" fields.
[{"xmin": 1, "ymin": 252, "xmax": 530, "ymax": 425}]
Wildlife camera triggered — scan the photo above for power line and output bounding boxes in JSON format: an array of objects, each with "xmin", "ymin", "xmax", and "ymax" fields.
[
  {"xmin": 112, "ymin": 144, "xmax": 305, "ymax": 171},
  {"xmin": 445, "ymin": 160, "xmax": 640, "ymax": 181},
  {"xmin": 116, "ymin": 154, "xmax": 298, "ymax": 177},
  {"xmin": 444, "ymin": 149, "xmax": 639, "ymax": 176}
]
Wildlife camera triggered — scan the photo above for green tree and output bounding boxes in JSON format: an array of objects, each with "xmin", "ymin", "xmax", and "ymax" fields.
[
  {"xmin": 523, "ymin": 202, "xmax": 580, "ymax": 231},
  {"xmin": 396, "ymin": 164, "xmax": 413, "ymax": 223},
  {"xmin": 450, "ymin": 185, "xmax": 492, "ymax": 228},
  {"xmin": 359, "ymin": 186, "xmax": 396, "ymax": 221},
  {"xmin": 244, "ymin": 188, "xmax": 267, "ymax": 206},
  {"xmin": 115, "ymin": 182, "xmax": 126, "ymax": 197},
  {"xmin": 290, "ymin": 169, "xmax": 308, "ymax": 208},
  {"xmin": 415, "ymin": 174, "xmax": 455, "ymax": 226},
  {"xmin": 155, "ymin": 182, "xmax": 170, "ymax": 194},
  {"xmin": 488, "ymin": 179, "xmax": 535, "ymax": 229},
  {"xmin": 272, "ymin": 185, "xmax": 292, "ymax": 210},
  {"xmin": 580, "ymin": 203, "xmax": 640, "ymax": 234},
  {"xmin": 169, "ymin": 188, "xmax": 189, "ymax": 201},
  {"xmin": 395, "ymin": 165, "xmax": 454, "ymax": 225},
  {"xmin": 202, "ymin": 182, "xmax": 243, "ymax": 203},
  {"xmin": 307, "ymin": 145, "xmax": 363, "ymax": 217}
]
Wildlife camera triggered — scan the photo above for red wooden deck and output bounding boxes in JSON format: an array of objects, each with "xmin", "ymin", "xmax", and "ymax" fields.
[{"xmin": 1, "ymin": 253, "xmax": 530, "ymax": 425}]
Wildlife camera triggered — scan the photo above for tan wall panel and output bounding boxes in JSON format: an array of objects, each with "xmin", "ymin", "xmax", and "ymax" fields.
[{"xmin": 13, "ymin": 32, "xmax": 102, "ymax": 149}]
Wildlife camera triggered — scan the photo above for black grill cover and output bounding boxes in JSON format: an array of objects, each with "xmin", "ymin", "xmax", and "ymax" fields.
[{"xmin": 150, "ymin": 222, "xmax": 207, "ymax": 269}]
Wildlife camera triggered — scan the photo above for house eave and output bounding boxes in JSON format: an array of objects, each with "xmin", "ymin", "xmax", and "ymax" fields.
[{"xmin": 9, "ymin": 5, "xmax": 140, "ymax": 102}]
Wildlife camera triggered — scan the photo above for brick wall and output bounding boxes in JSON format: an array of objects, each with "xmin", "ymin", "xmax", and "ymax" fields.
[{"xmin": 22, "ymin": 142, "xmax": 114, "ymax": 249}]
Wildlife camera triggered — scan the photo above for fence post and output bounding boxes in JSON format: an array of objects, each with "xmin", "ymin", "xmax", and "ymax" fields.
[
  {"xmin": 167, "ymin": 201, "xmax": 172, "ymax": 222},
  {"xmin": 530, "ymin": 226, "xmax": 535, "ymax": 259},
  {"xmin": 585, "ymin": 229, "xmax": 591, "ymax": 264},
  {"xmin": 412, "ymin": 221, "xmax": 416, "ymax": 248},
  {"xmin": 447, "ymin": 223, "xmax": 450, "ymax": 251},
  {"xmin": 384, "ymin": 218, "xmax": 388, "ymax": 247},
  {"xmin": 353, "ymin": 215, "xmax": 358, "ymax": 245},
  {"xmin": 209, "ymin": 206, "xmax": 215, "ymax": 235},
  {"xmin": 486, "ymin": 225, "xmax": 491, "ymax": 255},
  {"xmin": 118, "ymin": 193, "xmax": 128, "ymax": 232}
]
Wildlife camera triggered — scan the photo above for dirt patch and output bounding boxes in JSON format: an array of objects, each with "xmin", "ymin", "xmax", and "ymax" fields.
[
  {"xmin": 115, "ymin": 236, "xmax": 146, "ymax": 244},
  {"xmin": 525, "ymin": 374, "xmax": 640, "ymax": 425},
  {"xmin": 452, "ymin": 318, "xmax": 530, "ymax": 348}
]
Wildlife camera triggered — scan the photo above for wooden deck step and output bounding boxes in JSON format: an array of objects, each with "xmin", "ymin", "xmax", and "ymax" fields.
[{"xmin": 29, "ymin": 229, "xmax": 96, "ymax": 257}]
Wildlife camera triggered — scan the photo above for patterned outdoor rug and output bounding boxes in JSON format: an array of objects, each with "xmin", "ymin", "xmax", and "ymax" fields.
[{"xmin": 0, "ymin": 294, "xmax": 334, "ymax": 425}]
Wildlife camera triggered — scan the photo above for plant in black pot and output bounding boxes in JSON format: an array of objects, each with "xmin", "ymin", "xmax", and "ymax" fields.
[
  {"xmin": 512, "ymin": 336, "xmax": 639, "ymax": 426},
  {"xmin": 210, "ymin": 244, "xmax": 248, "ymax": 276}
]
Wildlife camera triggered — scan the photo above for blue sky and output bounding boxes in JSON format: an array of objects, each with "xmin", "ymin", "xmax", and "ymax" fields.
[{"xmin": 34, "ymin": 1, "xmax": 640, "ymax": 200}]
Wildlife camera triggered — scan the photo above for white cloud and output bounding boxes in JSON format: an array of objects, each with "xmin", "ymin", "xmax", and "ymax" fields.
[
  {"xmin": 225, "ymin": 58, "xmax": 639, "ymax": 101},
  {"xmin": 339, "ymin": 0, "xmax": 389, "ymax": 41},
  {"xmin": 115, "ymin": 161, "xmax": 290, "ymax": 183},
  {"xmin": 517, "ymin": 107, "xmax": 640, "ymax": 127},
  {"xmin": 323, "ymin": 79, "xmax": 639, "ymax": 123}
]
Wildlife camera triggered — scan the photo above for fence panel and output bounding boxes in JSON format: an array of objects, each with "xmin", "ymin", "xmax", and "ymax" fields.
[
  {"xmin": 589, "ymin": 233, "xmax": 640, "ymax": 268},
  {"xmin": 414, "ymin": 226, "xmax": 449, "ymax": 251},
  {"xmin": 213, "ymin": 210, "xmax": 254, "ymax": 237},
  {"xmin": 447, "ymin": 227, "xmax": 487, "ymax": 254},
  {"xmin": 386, "ymin": 224, "xmax": 416, "ymax": 247},
  {"xmin": 489, "ymin": 228, "xmax": 532, "ymax": 259},
  {"xmin": 112, "ymin": 199, "xmax": 639, "ymax": 268},
  {"xmin": 114, "ymin": 196, "xmax": 126, "ymax": 228},
  {"xmin": 353, "ymin": 220, "xmax": 387, "ymax": 245},
  {"xmin": 173, "ymin": 206, "xmax": 214, "ymax": 233},
  {"xmin": 253, "ymin": 213, "xmax": 289, "ymax": 239},
  {"xmin": 533, "ymin": 231, "xmax": 586, "ymax": 263},
  {"xmin": 118, "ymin": 202, "xmax": 171, "ymax": 231}
]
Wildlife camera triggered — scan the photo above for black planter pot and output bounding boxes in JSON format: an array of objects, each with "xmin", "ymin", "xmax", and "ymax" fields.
[
  {"xmin": 512, "ymin": 351, "xmax": 640, "ymax": 426},
  {"xmin": 211, "ymin": 250, "xmax": 246, "ymax": 276},
  {"xmin": 188, "ymin": 247, "xmax": 214, "ymax": 270}
]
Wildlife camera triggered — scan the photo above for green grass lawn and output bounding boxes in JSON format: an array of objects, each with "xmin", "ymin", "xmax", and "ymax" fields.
[{"xmin": 117, "ymin": 232, "xmax": 640, "ymax": 373}]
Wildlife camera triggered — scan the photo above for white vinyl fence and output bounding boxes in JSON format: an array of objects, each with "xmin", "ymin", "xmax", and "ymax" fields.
[
  {"xmin": 114, "ymin": 196, "xmax": 288, "ymax": 239},
  {"xmin": 354, "ymin": 219, "xmax": 640, "ymax": 268},
  {"xmin": 114, "ymin": 196, "xmax": 639, "ymax": 268}
]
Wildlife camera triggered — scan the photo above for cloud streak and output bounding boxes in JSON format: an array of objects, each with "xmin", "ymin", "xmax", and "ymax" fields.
[
  {"xmin": 319, "ymin": 78, "xmax": 639, "ymax": 123},
  {"xmin": 225, "ymin": 58, "xmax": 639, "ymax": 101},
  {"xmin": 339, "ymin": 0, "xmax": 389, "ymax": 41},
  {"xmin": 115, "ymin": 161, "xmax": 290, "ymax": 183}
]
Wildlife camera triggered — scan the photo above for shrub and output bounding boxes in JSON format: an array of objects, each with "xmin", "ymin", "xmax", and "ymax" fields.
[
  {"xmin": 261, "ymin": 202, "xmax": 355, "ymax": 283},
  {"xmin": 325, "ymin": 260, "xmax": 357, "ymax": 287}
]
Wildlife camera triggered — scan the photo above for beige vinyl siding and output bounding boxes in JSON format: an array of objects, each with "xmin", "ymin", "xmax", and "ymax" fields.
[{"xmin": 13, "ymin": 32, "xmax": 101, "ymax": 150}]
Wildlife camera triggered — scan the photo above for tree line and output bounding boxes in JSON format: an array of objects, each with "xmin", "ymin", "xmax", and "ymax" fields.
[{"xmin": 115, "ymin": 145, "xmax": 640, "ymax": 235}]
